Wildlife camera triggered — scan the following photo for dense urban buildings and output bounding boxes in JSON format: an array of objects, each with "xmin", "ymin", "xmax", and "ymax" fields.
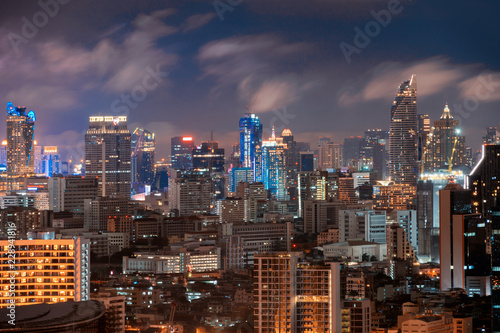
[{"xmin": 0, "ymin": 3, "xmax": 497, "ymax": 330}]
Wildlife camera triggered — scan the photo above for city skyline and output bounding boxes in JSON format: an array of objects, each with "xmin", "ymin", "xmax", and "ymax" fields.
[{"xmin": 0, "ymin": 1, "xmax": 499, "ymax": 159}]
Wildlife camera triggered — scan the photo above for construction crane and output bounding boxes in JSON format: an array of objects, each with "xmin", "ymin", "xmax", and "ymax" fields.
[
  {"xmin": 447, "ymin": 132, "xmax": 460, "ymax": 173},
  {"xmin": 161, "ymin": 302, "xmax": 177, "ymax": 333}
]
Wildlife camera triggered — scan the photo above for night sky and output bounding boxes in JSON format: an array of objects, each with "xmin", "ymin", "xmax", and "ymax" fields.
[{"xmin": 1, "ymin": 0, "xmax": 499, "ymax": 160}]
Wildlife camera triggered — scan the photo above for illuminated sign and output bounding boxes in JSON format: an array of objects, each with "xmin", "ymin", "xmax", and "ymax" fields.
[
  {"xmin": 112, "ymin": 117, "xmax": 120, "ymax": 126},
  {"xmin": 182, "ymin": 137, "xmax": 193, "ymax": 142}
]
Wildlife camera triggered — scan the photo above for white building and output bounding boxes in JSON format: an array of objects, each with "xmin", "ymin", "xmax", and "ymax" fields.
[{"xmin": 322, "ymin": 240, "xmax": 386, "ymax": 262}]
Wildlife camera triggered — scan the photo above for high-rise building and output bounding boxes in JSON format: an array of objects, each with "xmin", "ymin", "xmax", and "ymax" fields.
[
  {"xmin": 483, "ymin": 126, "xmax": 499, "ymax": 145},
  {"xmin": 168, "ymin": 173, "xmax": 212, "ymax": 216},
  {"xmin": 363, "ymin": 129, "xmax": 389, "ymax": 179},
  {"xmin": 192, "ymin": 141, "xmax": 225, "ymax": 173},
  {"xmin": 424, "ymin": 105, "xmax": 466, "ymax": 173},
  {"xmin": 297, "ymin": 171, "xmax": 339, "ymax": 218},
  {"xmin": 171, "ymin": 136, "xmax": 194, "ymax": 171},
  {"xmin": 389, "ymin": 75, "xmax": 418, "ymax": 187},
  {"xmin": 48, "ymin": 176, "xmax": 98, "ymax": 216},
  {"xmin": 34, "ymin": 146, "xmax": 61, "ymax": 177},
  {"xmin": 131, "ymin": 128, "xmax": 155, "ymax": 186},
  {"xmin": 0, "ymin": 231, "xmax": 90, "ymax": 307},
  {"xmin": 469, "ymin": 144, "xmax": 500, "ymax": 218},
  {"xmin": 418, "ymin": 114, "xmax": 431, "ymax": 172},
  {"xmin": 5, "ymin": 102, "xmax": 36, "ymax": 176},
  {"xmin": 387, "ymin": 223, "xmax": 416, "ymax": 279},
  {"xmin": 239, "ymin": 113, "xmax": 262, "ymax": 173},
  {"xmin": 253, "ymin": 252, "xmax": 341, "ymax": 332},
  {"xmin": 343, "ymin": 136, "xmax": 364, "ymax": 168},
  {"xmin": 0, "ymin": 140, "xmax": 7, "ymax": 168},
  {"xmin": 439, "ymin": 181, "xmax": 489, "ymax": 294},
  {"xmin": 319, "ymin": 142, "xmax": 343, "ymax": 170},
  {"xmin": 84, "ymin": 196, "xmax": 131, "ymax": 232},
  {"xmin": 491, "ymin": 207, "xmax": 500, "ymax": 331},
  {"xmin": 85, "ymin": 116, "xmax": 131, "ymax": 198},
  {"xmin": 299, "ymin": 152, "xmax": 314, "ymax": 172},
  {"xmin": 229, "ymin": 167, "xmax": 253, "ymax": 193},
  {"xmin": 255, "ymin": 128, "xmax": 288, "ymax": 201}
]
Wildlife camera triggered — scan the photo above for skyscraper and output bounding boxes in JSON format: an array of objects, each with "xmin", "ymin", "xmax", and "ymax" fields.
[
  {"xmin": 439, "ymin": 181, "xmax": 490, "ymax": 293},
  {"xmin": 423, "ymin": 105, "xmax": 466, "ymax": 173},
  {"xmin": 5, "ymin": 102, "xmax": 36, "ymax": 176},
  {"xmin": 239, "ymin": 113, "xmax": 262, "ymax": 174},
  {"xmin": 318, "ymin": 142, "xmax": 343, "ymax": 170},
  {"xmin": 255, "ymin": 128, "xmax": 288, "ymax": 201},
  {"xmin": 84, "ymin": 116, "xmax": 131, "ymax": 198},
  {"xmin": 389, "ymin": 75, "xmax": 418, "ymax": 186},
  {"xmin": 171, "ymin": 136, "xmax": 194, "ymax": 170},
  {"xmin": 131, "ymin": 128, "xmax": 155, "ymax": 187}
]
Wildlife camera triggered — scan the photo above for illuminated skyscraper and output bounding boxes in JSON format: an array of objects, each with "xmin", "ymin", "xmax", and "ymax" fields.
[
  {"xmin": 84, "ymin": 116, "xmax": 131, "ymax": 198},
  {"xmin": 131, "ymin": 128, "xmax": 155, "ymax": 186},
  {"xmin": 239, "ymin": 113, "xmax": 262, "ymax": 174},
  {"xmin": 389, "ymin": 75, "xmax": 418, "ymax": 186},
  {"xmin": 171, "ymin": 136, "xmax": 194, "ymax": 170},
  {"xmin": 423, "ymin": 105, "xmax": 466, "ymax": 173},
  {"xmin": 5, "ymin": 102, "xmax": 36, "ymax": 175},
  {"xmin": 255, "ymin": 128, "xmax": 288, "ymax": 201}
]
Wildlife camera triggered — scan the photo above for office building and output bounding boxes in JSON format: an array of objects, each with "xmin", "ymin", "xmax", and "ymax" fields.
[
  {"xmin": 322, "ymin": 240, "xmax": 386, "ymax": 262},
  {"xmin": 0, "ymin": 232, "xmax": 90, "ymax": 307},
  {"xmin": 170, "ymin": 136, "xmax": 194, "ymax": 170},
  {"xmin": 255, "ymin": 128, "xmax": 288, "ymax": 201},
  {"xmin": 297, "ymin": 171, "xmax": 339, "ymax": 217},
  {"xmin": 491, "ymin": 207, "xmax": 500, "ymax": 331},
  {"xmin": 0, "ymin": 206, "xmax": 42, "ymax": 238},
  {"xmin": 239, "ymin": 112, "xmax": 262, "ymax": 173},
  {"xmin": 343, "ymin": 299, "xmax": 371, "ymax": 333},
  {"xmin": 85, "ymin": 116, "xmax": 131, "ymax": 198},
  {"xmin": 84, "ymin": 196, "xmax": 131, "ymax": 232},
  {"xmin": 192, "ymin": 141, "xmax": 224, "ymax": 173},
  {"xmin": 253, "ymin": 252, "xmax": 341, "ymax": 333},
  {"xmin": 343, "ymin": 136, "xmax": 364, "ymax": 168},
  {"xmin": 34, "ymin": 146, "xmax": 61, "ymax": 177},
  {"xmin": 363, "ymin": 129, "xmax": 389, "ymax": 179},
  {"xmin": 318, "ymin": 142, "xmax": 342, "ymax": 170},
  {"xmin": 168, "ymin": 173, "xmax": 212, "ymax": 216},
  {"xmin": 424, "ymin": 105, "xmax": 466, "ymax": 172},
  {"xmin": 131, "ymin": 128, "xmax": 155, "ymax": 187},
  {"xmin": 229, "ymin": 167, "xmax": 253, "ymax": 193},
  {"xmin": 299, "ymin": 152, "xmax": 314, "ymax": 172},
  {"xmin": 91, "ymin": 291, "xmax": 126, "ymax": 333},
  {"xmin": 5, "ymin": 102, "xmax": 36, "ymax": 176},
  {"xmin": 439, "ymin": 181, "xmax": 489, "ymax": 295},
  {"xmin": 389, "ymin": 75, "xmax": 418, "ymax": 187},
  {"xmin": 48, "ymin": 176, "xmax": 98, "ymax": 216},
  {"xmin": 387, "ymin": 223, "xmax": 416, "ymax": 279}
]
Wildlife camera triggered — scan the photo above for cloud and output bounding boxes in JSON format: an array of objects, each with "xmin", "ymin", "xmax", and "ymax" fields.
[
  {"xmin": 182, "ymin": 13, "xmax": 216, "ymax": 32},
  {"xmin": 458, "ymin": 73, "xmax": 500, "ymax": 102},
  {"xmin": 6, "ymin": 85, "xmax": 79, "ymax": 112},
  {"xmin": 198, "ymin": 34, "xmax": 316, "ymax": 112},
  {"xmin": 338, "ymin": 57, "xmax": 476, "ymax": 107}
]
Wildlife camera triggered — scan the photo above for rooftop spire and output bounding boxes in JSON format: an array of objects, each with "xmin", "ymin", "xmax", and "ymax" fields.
[{"xmin": 440, "ymin": 103, "xmax": 453, "ymax": 119}]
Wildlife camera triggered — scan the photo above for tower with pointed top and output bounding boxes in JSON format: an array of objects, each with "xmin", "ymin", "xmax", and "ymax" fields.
[
  {"xmin": 423, "ymin": 104, "xmax": 466, "ymax": 173},
  {"xmin": 389, "ymin": 75, "xmax": 418, "ymax": 186}
]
